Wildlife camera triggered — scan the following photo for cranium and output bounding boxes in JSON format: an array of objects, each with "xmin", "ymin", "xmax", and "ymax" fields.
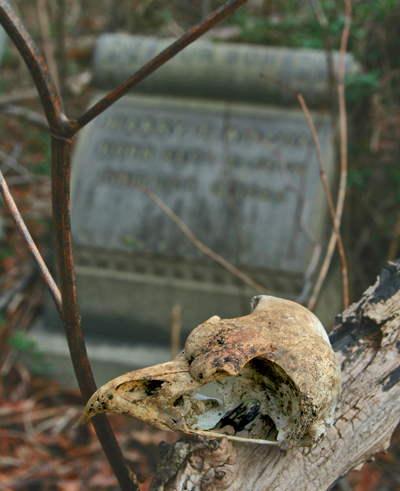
[{"xmin": 81, "ymin": 296, "xmax": 341, "ymax": 447}]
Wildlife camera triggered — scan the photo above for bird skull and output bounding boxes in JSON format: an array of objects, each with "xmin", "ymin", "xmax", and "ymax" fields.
[{"xmin": 81, "ymin": 296, "xmax": 341, "ymax": 447}]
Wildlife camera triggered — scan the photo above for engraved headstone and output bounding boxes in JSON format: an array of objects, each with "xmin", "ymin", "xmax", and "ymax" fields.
[{"xmin": 43, "ymin": 36, "xmax": 358, "ymax": 381}]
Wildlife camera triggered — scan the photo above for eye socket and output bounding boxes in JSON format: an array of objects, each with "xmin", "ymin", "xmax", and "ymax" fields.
[
  {"xmin": 173, "ymin": 395, "xmax": 184, "ymax": 407},
  {"xmin": 117, "ymin": 379, "xmax": 164, "ymax": 401}
]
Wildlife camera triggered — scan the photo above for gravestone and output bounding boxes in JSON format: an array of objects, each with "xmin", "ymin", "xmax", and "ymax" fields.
[
  {"xmin": 42, "ymin": 35, "xmax": 360, "ymax": 384},
  {"xmin": 0, "ymin": 26, "xmax": 6, "ymax": 63},
  {"xmin": 0, "ymin": 26, "xmax": 7, "ymax": 243}
]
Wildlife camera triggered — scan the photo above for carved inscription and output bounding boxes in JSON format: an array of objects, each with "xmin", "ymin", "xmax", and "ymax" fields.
[
  {"xmin": 71, "ymin": 93, "xmax": 333, "ymax": 272},
  {"xmin": 100, "ymin": 169, "xmax": 287, "ymax": 203},
  {"xmin": 103, "ymin": 112, "xmax": 310, "ymax": 148},
  {"xmin": 101, "ymin": 169, "xmax": 198, "ymax": 192},
  {"xmin": 96, "ymin": 139, "xmax": 303, "ymax": 175},
  {"xmin": 96, "ymin": 108, "xmax": 296, "ymax": 204}
]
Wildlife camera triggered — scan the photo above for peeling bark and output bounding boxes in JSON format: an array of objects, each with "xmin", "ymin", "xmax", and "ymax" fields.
[{"xmin": 150, "ymin": 261, "xmax": 400, "ymax": 491}]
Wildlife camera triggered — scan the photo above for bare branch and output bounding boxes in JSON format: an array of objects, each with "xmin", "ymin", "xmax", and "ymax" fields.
[
  {"xmin": 0, "ymin": 0, "xmax": 67, "ymax": 132},
  {"xmin": 70, "ymin": 0, "xmax": 248, "ymax": 133},
  {"xmin": 308, "ymin": 0, "xmax": 352, "ymax": 311},
  {"xmin": 289, "ymin": 91, "xmax": 349, "ymax": 309},
  {"xmin": 388, "ymin": 209, "xmax": 400, "ymax": 261},
  {"xmin": 249, "ymin": 130, "xmax": 322, "ymax": 305},
  {"xmin": 260, "ymin": 74, "xmax": 349, "ymax": 309},
  {"xmin": 0, "ymin": 88, "xmax": 38, "ymax": 105},
  {"xmin": 36, "ymin": 0, "xmax": 62, "ymax": 100},
  {"xmin": 0, "ymin": 170, "xmax": 62, "ymax": 314},
  {"xmin": 1, "ymin": 104, "xmax": 49, "ymax": 128}
]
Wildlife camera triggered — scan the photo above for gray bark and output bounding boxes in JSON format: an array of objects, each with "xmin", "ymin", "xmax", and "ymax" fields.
[{"xmin": 150, "ymin": 261, "xmax": 400, "ymax": 491}]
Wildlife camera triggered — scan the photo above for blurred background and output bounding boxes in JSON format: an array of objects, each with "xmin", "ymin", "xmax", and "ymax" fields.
[{"xmin": 0, "ymin": 1, "xmax": 399, "ymax": 490}]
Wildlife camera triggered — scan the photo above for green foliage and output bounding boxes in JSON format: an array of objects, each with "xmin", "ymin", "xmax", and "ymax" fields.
[
  {"xmin": 8, "ymin": 330, "xmax": 37, "ymax": 352},
  {"xmin": 346, "ymin": 70, "xmax": 380, "ymax": 108},
  {"xmin": 8, "ymin": 330, "xmax": 52, "ymax": 374},
  {"xmin": 387, "ymin": 168, "xmax": 400, "ymax": 204},
  {"xmin": 0, "ymin": 246, "xmax": 15, "ymax": 262},
  {"xmin": 347, "ymin": 168, "xmax": 374, "ymax": 190},
  {"xmin": 29, "ymin": 133, "xmax": 52, "ymax": 176},
  {"xmin": 229, "ymin": 0, "xmax": 399, "ymax": 72}
]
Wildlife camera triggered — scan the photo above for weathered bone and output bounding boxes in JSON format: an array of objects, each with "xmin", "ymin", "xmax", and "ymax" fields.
[{"xmin": 81, "ymin": 296, "xmax": 341, "ymax": 447}]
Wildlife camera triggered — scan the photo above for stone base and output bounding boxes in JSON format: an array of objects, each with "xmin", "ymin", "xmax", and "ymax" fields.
[{"xmin": 27, "ymin": 319, "xmax": 171, "ymax": 388}]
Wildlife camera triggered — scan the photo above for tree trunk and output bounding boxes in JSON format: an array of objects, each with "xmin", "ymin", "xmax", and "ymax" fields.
[{"xmin": 150, "ymin": 260, "xmax": 400, "ymax": 491}]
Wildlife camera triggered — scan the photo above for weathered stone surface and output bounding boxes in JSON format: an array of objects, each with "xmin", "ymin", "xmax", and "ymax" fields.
[
  {"xmin": 93, "ymin": 34, "xmax": 359, "ymax": 107},
  {"xmin": 47, "ymin": 36, "xmax": 359, "ymax": 352},
  {"xmin": 71, "ymin": 96, "xmax": 333, "ymax": 274},
  {"xmin": 69, "ymin": 93, "xmax": 336, "ymax": 342},
  {"xmin": 0, "ymin": 26, "xmax": 6, "ymax": 63}
]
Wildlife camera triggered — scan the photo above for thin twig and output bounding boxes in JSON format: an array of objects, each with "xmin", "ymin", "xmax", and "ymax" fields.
[
  {"xmin": 33, "ymin": 407, "xmax": 80, "ymax": 436},
  {"xmin": 260, "ymin": 74, "xmax": 349, "ymax": 309},
  {"xmin": 36, "ymin": 0, "xmax": 62, "ymax": 100},
  {"xmin": 309, "ymin": 0, "xmax": 329, "ymax": 28},
  {"xmin": 0, "ymin": 430, "xmax": 51, "ymax": 457},
  {"xmin": 0, "ymin": 262, "xmax": 37, "ymax": 312},
  {"xmin": 1, "ymin": 104, "xmax": 49, "ymax": 128},
  {"xmin": 249, "ymin": 130, "xmax": 322, "ymax": 304},
  {"xmin": 0, "ymin": 1, "xmax": 65, "ymax": 132},
  {"xmin": 0, "ymin": 88, "xmax": 38, "ymax": 105},
  {"xmin": 113, "ymin": 172, "xmax": 268, "ymax": 295},
  {"xmin": 70, "ymin": 0, "xmax": 248, "ymax": 134},
  {"xmin": 0, "ymin": 171, "xmax": 62, "ymax": 314},
  {"xmin": 308, "ymin": 0, "xmax": 352, "ymax": 311},
  {"xmin": 0, "ymin": 406, "xmax": 69, "ymax": 424},
  {"xmin": 0, "ymin": 144, "xmax": 29, "ymax": 179},
  {"xmin": 55, "ymin": 0, "xmax": 68, "ymax": 106}
]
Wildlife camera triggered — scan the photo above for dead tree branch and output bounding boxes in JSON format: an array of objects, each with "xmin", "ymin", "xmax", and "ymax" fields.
[
  {"xmin": 260, "ymin": 73, "xmax": 349, "ymax": 310},
  {"xmin": 36, "ymin": 0, "xmax": 61, "ymax": 99},
  {"xmin": 249, "ymin": 130, "xmax": 322, "ymax": 305},
  {"xmin": 150, "ymin": 260, "xmax": 400, "ymax": 491},
  {"xmin": 308, "ymin": 0, "xmax": 352, "ymax": 311},
  {"xmin": 0, "ymin": 170, "xmax": 62, "ymax": 314},
  {"xmin": 69, "ymin": 0, "xmax": 248, "ymax": 134}
]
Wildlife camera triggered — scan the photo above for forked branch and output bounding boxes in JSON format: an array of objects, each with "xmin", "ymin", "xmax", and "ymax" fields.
[
  {"xmin": 69, "ymin": 0, "xmax": 248, "ymax": 134},
  {"xmin": 0, "ymin": 1, "xmax": 249, "ymax": 489}
]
